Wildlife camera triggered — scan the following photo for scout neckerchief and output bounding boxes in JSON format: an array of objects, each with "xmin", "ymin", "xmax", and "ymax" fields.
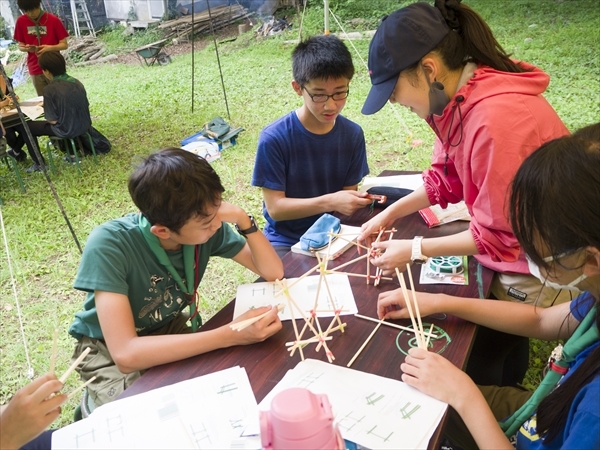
[
  {"xmin": 138, "ymin": 214, "xmax": 202, "ymax": 331},
  {"xmin": 31, "ymin": 11, "xmax": 46, "ymax": 46},
  {"xmin": 52, "ymin": 74, "xmax": 76, "ymax": 83},
  {"xmin": 500, "ymin": 304, "xmax": 599, "ymax": 437}
]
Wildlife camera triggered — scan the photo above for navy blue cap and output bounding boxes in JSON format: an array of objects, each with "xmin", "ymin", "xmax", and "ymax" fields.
[{"xmin": 362, "ymin": 3, "xmax": 450, "ymax": 115}]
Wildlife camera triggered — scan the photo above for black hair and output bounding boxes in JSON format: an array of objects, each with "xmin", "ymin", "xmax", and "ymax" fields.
[
  {"xmin": 573, "ymin": 122, "xmax": 600, "ymax": 144},
  {"xmin": 509, "ymin": 125, "xmax": 600, "ymax": 444},
  {"xmin": 405, "ymin": 0, "xmax": 529, "ymax": 81},
  {"xmin": 128, "ymin": 148, "xmax": 225, "ymax": 232},
  {"xmin": 509, "ymin": 132, "xmax": 600, "ymax": 272},
  {"xmin": 17, "ymin": 0, "xmax": 41, "ymax": 12},
  {"xmin": 292, "ymin": 34, "xmax": 354, "ymax": 86},
  {"xmin": 38, "ymin": 52, "xmax": 66, "ymax": 76}
]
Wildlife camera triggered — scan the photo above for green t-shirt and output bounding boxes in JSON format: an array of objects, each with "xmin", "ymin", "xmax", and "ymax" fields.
[{"xmin": 69, "ymin": 213, "xmax": 246, "ymax": 340}]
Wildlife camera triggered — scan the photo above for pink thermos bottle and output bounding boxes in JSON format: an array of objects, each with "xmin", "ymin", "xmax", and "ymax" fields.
[{"xmin": 260, "ymin": 387, "xmax": 345, "ymax": 450}]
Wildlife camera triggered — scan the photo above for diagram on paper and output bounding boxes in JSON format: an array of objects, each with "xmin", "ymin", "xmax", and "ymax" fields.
[
  {"xmin": 51, "ymin": 366, "xmax": 260, "ymax": 449},
  {"xmin": 234, "ymin": 273, "xmax": 357, "ymax": 321},
  {"xmin": 258, "ymin": 359, "xmax": 447, "ymax": 450}
]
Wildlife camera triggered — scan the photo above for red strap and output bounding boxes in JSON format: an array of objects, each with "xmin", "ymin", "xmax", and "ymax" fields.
[{"xmin": 550, "ymin": 361, "xmax": 569, "ymax": 375}]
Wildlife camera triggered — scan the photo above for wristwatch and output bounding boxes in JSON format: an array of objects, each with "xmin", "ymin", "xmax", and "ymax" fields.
[
  {"xmin": 410, "ymin": 236, "xmax": 428, "ymax": 264},
  {"xmin": 235, "ymin": 214, "xmax": 259, "ymax": 238}
]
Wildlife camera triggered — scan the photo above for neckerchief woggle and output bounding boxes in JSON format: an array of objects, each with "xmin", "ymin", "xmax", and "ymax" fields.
[
  {"xmin": 500, "ymin": 304, "xmax": 599, "ymax": 437},
  {"xmin": 138, "ymin": 214, "xmax": 202, "ymax": 331}
]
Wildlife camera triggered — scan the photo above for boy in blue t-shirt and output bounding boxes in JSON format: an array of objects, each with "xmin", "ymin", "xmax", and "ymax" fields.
[{"xmin": 251, "ymin": 35, "xmax": 371, "ymax": 256}]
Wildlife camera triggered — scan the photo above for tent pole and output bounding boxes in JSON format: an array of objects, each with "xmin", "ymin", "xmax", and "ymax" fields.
[
  {"xmin": 191, "ymin": 0, "xmax": 195, "ymax": 113},
  {"xmin": 206, "ymin": 0, "xmax": 231, "ymax": 121},
  {"xmin": 324, "ymin": 0, "xmax": 329, "ymax": 35}
]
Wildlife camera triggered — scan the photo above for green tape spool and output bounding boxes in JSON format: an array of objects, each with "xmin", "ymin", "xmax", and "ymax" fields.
[{"xmin": 428, "ymin": 256, "xmax": 464, "ymax": 275}]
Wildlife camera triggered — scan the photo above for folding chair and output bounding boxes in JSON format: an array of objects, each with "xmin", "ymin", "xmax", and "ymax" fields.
[{"xmin": 46, "ymin": 132, "xmax": 97, "ymax": 175}]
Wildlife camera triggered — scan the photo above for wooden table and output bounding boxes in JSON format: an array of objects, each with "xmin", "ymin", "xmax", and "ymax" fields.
[
  {"xmin": 0, "ymin": 98, "xmax": 44, "ymax": 129},
  {"xmin": 120, "ymin": 171, "xmax": 494, "ymax": 448}
]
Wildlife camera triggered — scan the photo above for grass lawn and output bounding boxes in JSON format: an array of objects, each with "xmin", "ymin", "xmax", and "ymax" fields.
[{"xmin": 1, "ymin": 0, "xmax": 598, "ymax": 427}]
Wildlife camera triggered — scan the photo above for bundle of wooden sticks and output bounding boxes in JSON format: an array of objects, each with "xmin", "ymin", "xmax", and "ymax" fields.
[
  {"xmin": 347, "ymin": 262, "xmax": 433, "ymax": 368},
  {"xmin": 49, "ymin": 330, "xmax": 95, "ymax": 399}
]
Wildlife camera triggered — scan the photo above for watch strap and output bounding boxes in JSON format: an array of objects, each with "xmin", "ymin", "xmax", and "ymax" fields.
[
  {"xmin": 235, "ymin": 214, "xmax": 259, "ymax": 237},
  {"xmin": 411, "ymin": 236, "xmax": 427, "ymax": 264}
]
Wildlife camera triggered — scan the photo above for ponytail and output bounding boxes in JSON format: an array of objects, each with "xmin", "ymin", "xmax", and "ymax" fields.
[{"xmin": 433, "ymin": 0, "xmax": 529, "ymax": 73}]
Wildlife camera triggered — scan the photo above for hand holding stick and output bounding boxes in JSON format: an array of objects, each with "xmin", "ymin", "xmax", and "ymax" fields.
[{"xmin": 230, "ymin": 304, "xmax": 284, "ymax": 331}]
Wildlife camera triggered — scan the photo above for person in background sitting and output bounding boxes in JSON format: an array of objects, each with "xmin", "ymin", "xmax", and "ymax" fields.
[
  {"xmin": 26, "ymin": 51, "xmax": 92, "ymax": 172},
  {"xmin": 0, "ymin": 75, "xmax": 37, "ymax": 165}
]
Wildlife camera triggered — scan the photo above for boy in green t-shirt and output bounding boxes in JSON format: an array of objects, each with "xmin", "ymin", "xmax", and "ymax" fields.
[{"xmin": 68, "ymin": 148, "xmax": 283, "ymax": 408}]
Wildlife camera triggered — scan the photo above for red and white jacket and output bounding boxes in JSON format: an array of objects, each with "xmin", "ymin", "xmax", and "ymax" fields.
[{"xmin": 424, "ymin": 62, "xmax": 569, "ymax": 274}]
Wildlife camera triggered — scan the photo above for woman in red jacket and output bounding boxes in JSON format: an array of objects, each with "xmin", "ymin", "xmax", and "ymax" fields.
[{"xmin": 359, "ymin": 0, "xmax": 569, "ymax": 387}]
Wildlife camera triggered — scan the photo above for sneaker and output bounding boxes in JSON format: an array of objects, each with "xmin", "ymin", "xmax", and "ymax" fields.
[
  {"xmin": 7, "ymin": 149, "xmax": 27, "ymax": 162},
  {"xmin": 26, "ymin": 163, "xmax": 44, "ymax": 173},
  {"xmin": 63, "ymin": 155, "xmax": 78, "ymax": 164}
]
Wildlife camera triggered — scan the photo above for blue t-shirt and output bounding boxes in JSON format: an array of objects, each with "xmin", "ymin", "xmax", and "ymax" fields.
[
  {"xmin": 251, "ymin": 111, "xmax": 369, "ymax": 247},
  {"xmin": 516, "ymin": 292, "xmax": 600, "ymax": 449}
]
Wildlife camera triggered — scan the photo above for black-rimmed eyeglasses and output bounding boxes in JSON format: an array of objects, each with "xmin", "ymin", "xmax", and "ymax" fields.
[{"xmin": 302, "ymin": 87, "xmax": 350, "ymax": 103}]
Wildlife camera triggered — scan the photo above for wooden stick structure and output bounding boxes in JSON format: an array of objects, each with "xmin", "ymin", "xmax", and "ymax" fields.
[
  {"xmin": 374, "ymin": 229, "xmax": 395, "ymax": 287},
  {"xmin": 49, "ymin": 328, "xmax": 58, "ymax": 374},
  {"xmin": 269, "ymin": 226, "xmax": 415, "ymax": 364},
  {"xmin": 367, "ymin": 228, "xmax": 386, "ymax": 285},
  {"xmin": 354, "ymin": 314, "xmax": 438, "ymax": 339},
  {"xmin": 59, "ymin": 347, "xmax": 90, "ymax": 384},
  {"xmin": 327, "ymin": 232, "xmax": 370, "ymax": 251},
  {"xmin": 67, "ymin": 376, "xmax": 97, "ymax": 399},
  {"xmin": 406, "ymin": 263, "xmax": 426, "ymax": 348},
  {"xmin": 395, "ymin": 268, "xmax": 427, "ymax": 350},
  {"xmin": 342, "ymin": 272, "xmax": 393, "ymax": 281},
  {"xmin": 274, "ymin": 261, "xmax": 321, "ymax": 296},
  {"xmin": 230, "ymin": 304, "xmax": 285, "ymax": 331},
  {"xmin": 275, "ymin": 251, "xmax": 346, "ymax": 363},
  {"xmin": 425, "ymin": 323, "xmax": 435, "ymax": 348},
  {"xmin": 277, "ymin": 279, "xmax": 305, "ymax": 361},
  {"xmin": 347, "ymin": 320, "xmax": 382, "ymax": 367}
]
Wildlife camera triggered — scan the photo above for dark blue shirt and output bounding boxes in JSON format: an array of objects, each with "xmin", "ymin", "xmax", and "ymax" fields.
[
  {"xmin": 251, "ymin": 111, "xmax": 369, "ymax": 247},
  {"xmin": 516, "ymin": 292, "xmax": 600, "ymax": 449}
]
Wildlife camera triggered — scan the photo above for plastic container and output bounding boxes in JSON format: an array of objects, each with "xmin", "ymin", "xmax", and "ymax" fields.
[{"xmin": 260, "ymin": 388, "xmax": 344, "ymax": 450}]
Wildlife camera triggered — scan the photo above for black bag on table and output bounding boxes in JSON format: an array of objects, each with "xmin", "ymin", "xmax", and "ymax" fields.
[{"xmin": 367, "ymin": 186, "xmax": 413, "ymax": 208}]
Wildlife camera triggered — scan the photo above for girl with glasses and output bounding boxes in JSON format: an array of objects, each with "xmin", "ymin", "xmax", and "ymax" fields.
[{"xmin": 377, "ymin": 126, "xmax": 600, "ymax": 449}]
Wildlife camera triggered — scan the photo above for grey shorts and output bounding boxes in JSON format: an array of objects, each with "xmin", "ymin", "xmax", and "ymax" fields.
[{"xmin": 71, "ymin": 312, "xmax": 192, "ymax": 408}]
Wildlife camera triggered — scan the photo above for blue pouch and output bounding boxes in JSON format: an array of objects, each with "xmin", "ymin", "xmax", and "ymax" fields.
[{"xmin": 299, "ymin": 214, "xmax": 341, "ymax": 251}]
